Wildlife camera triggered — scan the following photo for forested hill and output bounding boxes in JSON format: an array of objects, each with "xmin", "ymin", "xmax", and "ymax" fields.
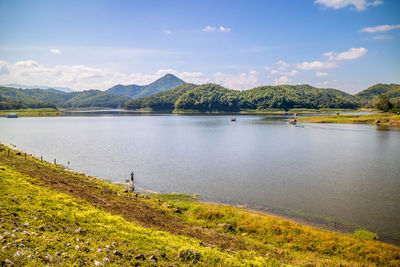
[
  {"xmin": 125, "ymin": 83, "xmax": 197, "ymax": 111},
  {"xmin": 126, "ymin": 83, "xmax": 360, "ymax": 112},
  {"xmin": 0, "ymin": 87, "xmax": 130, "ymax": 109},
  {"xmin": 355, "ymin": 84, "xmax": 400, "ymax": 106},
  {"xmin": 106, "ymin": 73, "xmax": 186, "ymax": 98}
]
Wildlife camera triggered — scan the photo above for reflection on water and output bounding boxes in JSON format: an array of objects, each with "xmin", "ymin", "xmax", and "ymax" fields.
[{"xmin": 1, "ymin": 114, "xmax": 399, "ymax": 243}]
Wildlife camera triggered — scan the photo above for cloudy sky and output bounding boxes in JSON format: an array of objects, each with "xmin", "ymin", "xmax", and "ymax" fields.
[{"xmin": 0, "ymin": 0, "xmax": 399, "ymax": 93}]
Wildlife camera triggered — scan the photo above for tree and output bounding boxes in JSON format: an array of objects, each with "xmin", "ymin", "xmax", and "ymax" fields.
[{"xmin": 375, "ymin": 94, "xmax": 393, "ymax": 112}]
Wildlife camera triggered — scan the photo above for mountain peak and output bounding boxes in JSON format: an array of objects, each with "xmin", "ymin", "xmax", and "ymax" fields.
[{"xmin": 106, "ymin": 73, "xmax": 186, "ymax": 98}]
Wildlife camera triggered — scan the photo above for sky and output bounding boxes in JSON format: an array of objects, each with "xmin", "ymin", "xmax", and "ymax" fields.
[{"xmin": 0, "ymin": 0, "xmax": 399, "ymax": 93}]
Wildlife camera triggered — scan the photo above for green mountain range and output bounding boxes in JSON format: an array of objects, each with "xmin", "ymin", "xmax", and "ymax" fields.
[
  {"xmin": 0, "ymin": 87, "xmax": 130, "ymax": 109},
  {"xmin": 126, "ymin": 83, "xmax": 361, "ymax": 112},
  {"xmin": 106, "ymin": 73, "xmax": 186, "ymax": 98},
  {"xmin": 355, "ymin": 83, "xmax": 400, "ymax": 106},
  {"xmin": 1, "ymin": 73, "xmax": 399, "ymax": 112}
]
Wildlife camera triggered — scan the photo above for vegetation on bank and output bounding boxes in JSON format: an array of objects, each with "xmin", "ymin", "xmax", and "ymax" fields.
[
  {"xmin": 1, "ymin": 145, "xmax": 399, "ymax": 266},
  {"xmin": 298, "ymin": 113, "xmax": 400, "ymax": 127},
  {"xmin": 0, "ymin": 108, "xmax": 63, "ymax": 117},
  {"xmin": 355, "ymin": 84, "xmax": 400, "ymax": 107}
]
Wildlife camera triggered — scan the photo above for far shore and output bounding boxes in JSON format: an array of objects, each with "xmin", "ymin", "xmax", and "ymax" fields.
[{"xmin": 297, "ymin": 112, "xmax": 400, "ymax": 127}]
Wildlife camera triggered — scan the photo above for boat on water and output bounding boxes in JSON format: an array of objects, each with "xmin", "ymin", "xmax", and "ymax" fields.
[
  {"xmin": 289, "ymin": 119, "xmax": 297, "ymax": 125},
  {"xmin": 230, "ymin": 117, "xmax": 236, "ymax": 122}
]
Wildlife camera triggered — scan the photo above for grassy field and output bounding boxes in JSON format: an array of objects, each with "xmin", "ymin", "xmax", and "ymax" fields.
[
  {"xmin": 0, "ymin": 144, "xmax": 399, "ymax": 266},
  {"xmin": 298, "ymin": 113, "xmax": 400, "ymax": 127},
  {"xmin": 0, "ymin": 108, "xmax": 63, "ymax": 117}
]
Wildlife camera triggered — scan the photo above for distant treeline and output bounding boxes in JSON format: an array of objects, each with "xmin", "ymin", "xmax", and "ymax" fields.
[
  {"xmin": 126, "ymin": 83, "xmax": 361, "ymax": 112},
  {"xmin": 0, "ymin": 87, "xmax": 130, "ymax": 110},
  {"xmin": 1, "ymin": 82, "xmax": 399, "ymax": 112}
]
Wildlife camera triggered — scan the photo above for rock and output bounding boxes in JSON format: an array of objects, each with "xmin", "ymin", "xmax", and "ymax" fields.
[
  {"xmin": 105, "ymin": 245, "xmax": 110, "ymax": 249},
  {"xmin": 103, "ymin": 257, "xmax": 111, "ymax": 263},
  {"xmin": 97, "ymin": 248, "xmax": 103, "ymax": 253},
  {"xmin": 4, "ymin": 259, "xmax": 14, "ymax": 265},
  {"xmin": 158, "ymin": 252, "xmax": 166, "ymax": 258},
  {"xmin": 75, "ymin": 228, "xmax": 86, "ymax": 235},
  {"xmin": 22, "ymin": 222, "xmax": 30, "ymax": 228},
  {"xmin": 178, "ymin": 249, "xmax": 201, "ymax": 263},
  {"xmin": 134, "ymin": 254, "xmax": 145, "ymax": 260},
  {"xmin": 94, "ymin": 260, "xmax": 104, "ymax": 266},
  {"xmin": 173, "ymin": 208, "xmax": 182, "ymax": 214},
  {"xmin": 149, "ymin": 255, "xmax": 157, "ymax": 263},
  {"xmin": 111, "ymin": 241, "xmax": 117, "ymax": 247},
  {"xmin": 75, "ymin": 245, "xmax": 80, "ymax": 250},
  {"xmin": 218, "ymin": 223, "xmax": 233, "ymax": 231},
  {"xmin": 13, "ymin": 251, "xmax": 24, "ymax": 257},
  {"xmin": 375, "ymin": 120, "xmax": 381, "ymax": 124},
  {"xmin": 112, "ymin": 250, "xmax": 122, "ymax": 257}
]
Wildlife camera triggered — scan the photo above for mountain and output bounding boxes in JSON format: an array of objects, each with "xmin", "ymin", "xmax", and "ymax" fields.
[
  {"xmin": 106, "ymin": 73, "xmax": 186, "ymax": 98},
  {"xmin": 355, "ymin": 83, "xmax": 400, "ymax": 106},
  {"xmin": 3, "ymin": 83, "xmax": 74, "ymax": 93},
  {"xmin": 127, "ymin": 83, "xmax": 360, "ymax": 112},
  {"xmin": 0, "ymin": 86, "xmax": 130, "ymax": 109},
  {"xmin": 125, "ymin": 83, "xmax": 197, "ymax": 111}
]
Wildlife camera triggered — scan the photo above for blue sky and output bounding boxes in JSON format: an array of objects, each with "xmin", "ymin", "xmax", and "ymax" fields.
[{"xmin": 0, "ymin": 0, "xmax": 399, "ymax": 93}]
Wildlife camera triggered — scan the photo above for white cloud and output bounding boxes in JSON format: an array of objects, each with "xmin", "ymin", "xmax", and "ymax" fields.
[
  {"xmin": 314, "ymin": 81, "xmax": 329, "ymax": 86},
  {"xmin": 270, "ymin": 69, "xmax": 298, "ymax": 76},
  {"xmin": 203, "ymin": 26, "xmax": 216, "ymax": 32},
  {"xmin": 219, "ymin": 26, "xmax": 231, "ymax": 32},
  {"xmin": 315, "ymin": 0, "xmax": 383, "ymax": 11},
  {"xmin": 275, "ymin": 60, "xmax": 290, "ymax": 70},
  {"xmin": 203, "ymin": 26, "xmax": 231, "ymax": 32},
  {"xmin": 324, "ymin": 47, "xmax": 368, "ymax": 60},
  {"xmin": 360, "ymin": 24, "xmax": 400, "ymax": 33},
  {"xmin": 50, "ymin": 49, "xmax": 62, "ymax": 55},
  {"xmin": 0, "ymin": 60, "xmax": 10, "ymax": 75},
  {"xmin": 274, "ymin": 76, "xmax": 291, "ymax": 85},
  {"xmin": 213, "ymin": 70, "xmax": 259, "ymax": 90},
  {"xmin": 315, "ymin": 72, "xmax": 329, "ymax": 77},
  {"xmin": 297, "ymin": 61, "xmax": 337, "ymax": 70},
  {"xmin": 163, "ymin": 30, "xmax": 172, "ymax": 35},
  {"xmin": 372, "ymin": 35, "xmax": 393, "ymax": 40},
  {"xmin": 0, "ymin": 59, "xmax": 210, "ymax": 91}
]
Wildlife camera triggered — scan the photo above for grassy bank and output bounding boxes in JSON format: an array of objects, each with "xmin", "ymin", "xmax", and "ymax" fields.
[
  {"xmin": 0, "ymin": 108, "xmax": 63, "ymax": 117},
  {"xmin": 173, "ymin": 108, "xmax": 372, "ymax": 115},
  {"xmin": 298, "ymin": 113, "xmax": 400, "ymax": 127},
  {"xmin": 1, "ymin": 145, "xmax": 399, "ymax": 266}
]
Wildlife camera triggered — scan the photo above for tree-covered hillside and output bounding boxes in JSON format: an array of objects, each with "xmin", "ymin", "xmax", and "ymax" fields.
[
  {"xmin": 127, "ymin": 83, "xmax": 360, "ymax": 112},
  {"xmin": 355, "ymin": 84, "xmax": 400, "ymax": 106},
  {"xmin": 125, "ymin": 83, "xmax": 197, "ymax": 111},
  {"xmin": 107, "ymin": 74, "xmax": 186, "ymax": 98},
  {"xmin": 0, "ymin": 86, "xmax": 130, "ymax": 109}
]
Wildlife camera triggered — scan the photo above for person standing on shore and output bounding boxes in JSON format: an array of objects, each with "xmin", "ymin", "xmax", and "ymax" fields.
[{"xmin": 128, "ymin": 171, "xmax": 135, "ymax": 193}]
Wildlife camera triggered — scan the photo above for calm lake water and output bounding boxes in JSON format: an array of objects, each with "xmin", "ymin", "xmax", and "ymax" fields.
[{"xmin": 1, "ymin": 113, "xmax": 399, "ymax": 242}]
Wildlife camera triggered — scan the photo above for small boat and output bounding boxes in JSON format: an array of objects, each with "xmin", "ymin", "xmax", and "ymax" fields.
[
  {"xmin": 230, "ymin": 117, "xmax": 236, "ymax": 122},
  {"xmin": 289, "ymin": 119, "xmax": 297, "ymax": 125},
  {"xmin": 7, "ymin": 113, "xmax": 18, "ymax": 118}
]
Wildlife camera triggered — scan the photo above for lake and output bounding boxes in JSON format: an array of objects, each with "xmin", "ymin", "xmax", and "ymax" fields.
[{"xmin": 1, "ymin": 113, "xmax": 399, "ymax": 243}]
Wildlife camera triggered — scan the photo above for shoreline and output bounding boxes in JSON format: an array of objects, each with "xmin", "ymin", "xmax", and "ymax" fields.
[
  {"xmin": 297, "ymin": 112, "xmax": 400, "ymax": 127},
  {"xmin": 2, "ymin": 142, "xmax": 395, "ymax": 245},
  {"xmin": 1, "ymin": 143, "xmax": 400, "ymax": 266}
]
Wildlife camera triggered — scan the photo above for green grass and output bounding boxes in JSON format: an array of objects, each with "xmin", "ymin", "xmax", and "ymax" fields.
[
  {"xmin": 0, "ymin": 108, "xmax": 63, "ymax": 117},
  {"xmin": 1, "ymin": 145, "xmax": 400, "ymax": 266},
  {"xmin": 298, "ymin": 113, "xmax": 400, "ymax": 127},
  {"xmin": 0, "ymin": 167, "xmax": 273, "ymax": 266}
]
